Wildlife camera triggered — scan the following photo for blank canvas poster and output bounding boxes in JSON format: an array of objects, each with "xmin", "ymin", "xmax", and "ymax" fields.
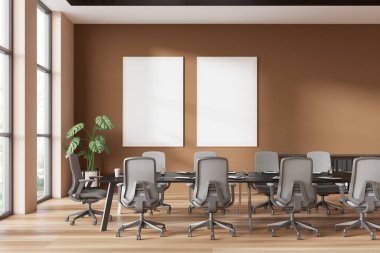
[
  {"xmin": 123, "ymin": 57, "xmax": 183, "ymax": 147},
  {"xmin": 197, "ymin": 57, "xmax": 257, "ymax": 147}
]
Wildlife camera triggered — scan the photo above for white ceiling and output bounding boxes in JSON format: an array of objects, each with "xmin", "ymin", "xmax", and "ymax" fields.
[{"xmin": 41, "ymin": 0, "xmax": 380, "ymax": 24}]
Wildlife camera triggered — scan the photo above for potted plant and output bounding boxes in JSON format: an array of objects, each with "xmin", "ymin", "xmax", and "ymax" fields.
[{"xmin": 65, "ymin": 115, "xmax": 114, "ymax": 186}]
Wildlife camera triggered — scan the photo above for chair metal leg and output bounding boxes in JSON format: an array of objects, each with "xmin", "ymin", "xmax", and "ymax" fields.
[
  {"xmin": 252, "ymin": 196, "xmax": 275, "ymax": 215},
  {"xmin": 315, "ymin": 195, "xmax": 344, "ymax": 215},
  {"xmin": 268, "ymin": 212, "xmax": 319, "ymax": 239},
  {"xmin": 367, "ymin": 221, "xmax": 380, "ymax": 231},
  {"xmin": 67, "ymin": 203, "xmax": 105, "ymax": 225},
  {"xmin": 188, "ymin": 213, "xmax": 236, "ymax": 239},
  {"xmin": 336, "ymin": 212, "xmax": 378, "ymax": 239},
  {"xmin": 361, "ymin": 221, "xmax": 376, "ymax": 240},
  {"xmin": 116, "ymin": 213, "xmax": 165, "ymax": 240}
]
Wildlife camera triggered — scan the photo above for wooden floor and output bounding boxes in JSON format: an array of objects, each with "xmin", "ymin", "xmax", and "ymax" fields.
[{"xmin": 1, "ymin": 193, "xmax": 380, "ymax": 253}]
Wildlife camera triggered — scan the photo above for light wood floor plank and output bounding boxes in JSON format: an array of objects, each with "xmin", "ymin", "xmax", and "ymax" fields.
[{"xmin": 1, "ymin": 193, "xmax": 380, "ymax": 253}]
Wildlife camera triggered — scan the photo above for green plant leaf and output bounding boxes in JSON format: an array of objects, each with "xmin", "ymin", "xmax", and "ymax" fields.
[
  {"xmin": 95, "ymin": 115, "xmax": 114, "ymax": 131},
  {"xmin": 95, "ymin": 135, "xmax": 110, "ymax": 154},
  {"xmin": 104, "ymin": 144, "xmax": 110, "ymax": 154},
  {"xmin": 89, "ymin": 139, "xmax": 104, "ymax": 154},
  {"xmin": 77, "ymin": 150, "xmax": 87, "ymax": 157},
  {"xmin": 65, "ymin": 137, "xmax": 80, "ymax": 157},
  {"xmin": 66, "ymin": 123, "xmax": 85, "ymax": 138},
  {"xmin": 94, "ymin": 135, "xmax": 105, "ymax": 144}
]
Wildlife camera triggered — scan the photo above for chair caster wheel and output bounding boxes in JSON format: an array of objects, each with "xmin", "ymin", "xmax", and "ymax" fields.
[
  {"xmin": 92, "ymin": 221, "xmax": 97, "ymax": 225},
  {"xmin": 370, "ymin": 234, "xmax": 376, "ymax": 240},
  {"xmin": 271, "ymin": 210, "xmax": 275, "ymax": 216},
  {"xmin": 327, "ymin": 210, "xmax": 331, "ymax": 215},
  {"xmin": 70, "ymin": 220, "xmax": 75, "ymax": 226},
  {"xmin": 340, "ymin": 209, "xmax": 344, "ymax": 214},
  {"xmin": 296, "ymin": 233, "xmax": 301, "ymax": 240},
  {"xmin": 211, "ymin": 234, "xmax": 215, "ymax": 240},
  {"xmin": 137, "ymin": 235, "xmax": 141, "ymax": 240},
  {"xmin": 334, "ymin": 226, "xmax": 339, "ymax": 231},
  {"xmin": 315, "ymin": 231, "xmax": 320, "ymax": 237},
  {"xmin": 167, "ymin": 208, "xmax": 171, "ymax": 214},
  {"xmin": 271, "ymin": 230, "xmax": 276, "ymax": 237},
  {"xmin": 65, "ymin": 217, "xmax": 70, "ymax": 222},
  {"xmin": 160, "ymin": 231, "xmax": 165, "ymax": 237},
  {"xmin": 343, "ymin": 230, "xmax": 348, "ymax": 237},
  {"xmin": 188, "ymin": 228, "xmax": 192, "ymax": 237},
  {"xmin": 231, "ymin": 230, "xmax": 236, "ymax": 237},
  {"xmin": 116, "ymin": 231, "xmax": 121, "ymax": 237},
  {"xmin": 188, "ymin": 207, "xmax": 192, "ymax": 214}
]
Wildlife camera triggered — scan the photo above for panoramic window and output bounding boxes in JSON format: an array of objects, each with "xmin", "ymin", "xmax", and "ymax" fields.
[
  {"xmin": 37, "ymin": 2, "xmax": 52, "ymax": 202},
  {"xmin": 0, "ymin": 0, "xmax": 12, "ymax": 217}
]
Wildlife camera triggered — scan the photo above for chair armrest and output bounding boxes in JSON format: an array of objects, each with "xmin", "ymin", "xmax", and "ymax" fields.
[
  {"xmin": 74, "ymin": 179, "xmax": 94, "ymax": 199},
  {"xmin": 79, "ymin": 178, "xmax": 95, "ymax": 189},
  {"xmin": 229, "ymin": 183, "xmax": 236, "ymax": 205},
  {"xmin": 267, "ymin": 183, "xmax": 276, "ymax": 205},
  {"xmin": 370, "ymin": 181, "xmax": 380, "ymax": 202},
  {"xmin": 335, "ymin": 183, "xmax": 350, "ymax": 206},
  {"xmin": 117, "ymin": 183, "xmax": 124, "ymax": 204},
  {"xmin": 89, "ymin": 175, "xmax": 103, "ymax": 178}
]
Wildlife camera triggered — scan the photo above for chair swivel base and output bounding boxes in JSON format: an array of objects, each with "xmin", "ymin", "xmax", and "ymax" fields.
[
  {"xmin": 188, "ymin": 213, "xmax": 236, "ymax": 240},
  {"xmin": 116, "ymin": 213, "xmax": 166, "ymax": 240},
  {"xmin": 314, "ymin": 195, "xmax": 344, "ymax": 215},
  {"xmin": 268, "ymin": 213, "xmax": 320, "ymax": 240},
  {"xmin": 156, "ymin": 203, "xmax": 172, "ymax": 214},
  {"xmin": 252, "ymin": 197, "xmax": 275, "ymax": 215},
  {"xmin": 65, "ymin": 203, "xmax": 109, "ymax": 225},
  {"xmin": 335, "ymin": 213, "xmax": 380, "ymax": 240}
]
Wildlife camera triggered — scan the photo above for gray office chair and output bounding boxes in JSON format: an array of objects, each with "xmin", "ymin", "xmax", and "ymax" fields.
[
  {"xmin": 116, "ymin": 157, "xmax": 165, "ymax": 240},
  {"xmin": 188, "ymin": 157, "xmax": 236, "ymax": 240},
  {"xmin": 307, "ymin": 151, "xmax": 344, "ymax": 215},
  {"xmin": 252, "ymin": 151, "xmax": 279, "ymax": 215},
  {"xmin": 65, "ymin": 154, "xmax": 108, "ymax": 225},
  {"xmin": 142, "ymin": 151, "xmax": 171, "ymax": 213},
  {"xmin": 187, "ymin": 151, "xmax": 218, "ymax": 214},
  {"xmin": 267, "ymin": 157, "xmax": 320, "ymax": 240},
  {"xmin": 335, "ymin": 157, "xmax": 380, "ymax": 240}
]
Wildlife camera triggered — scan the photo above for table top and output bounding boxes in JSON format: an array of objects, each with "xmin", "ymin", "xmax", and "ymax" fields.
[{"xmin": 97, "ymin": 171, "xmax": 351, "ymax": 184}]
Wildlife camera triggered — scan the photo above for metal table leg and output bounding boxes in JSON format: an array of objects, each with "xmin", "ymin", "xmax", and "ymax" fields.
[
  {"xmin": 100, "ymin": 182, "xmax": 115, "ymax": 232},
  {"xmin": 247, "ymin": 182, "xmax": 253, "ymax": 232},
  {"xmin": 238, "ymin": 183, "xmax": 242, "ymax": 214}
]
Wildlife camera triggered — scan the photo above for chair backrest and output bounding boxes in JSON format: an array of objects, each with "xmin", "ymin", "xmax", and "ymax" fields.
[
  {"xmin": 193, "ymin": 151, "xmax": 218, "ymax": 171},
  {"xmin": 277, "ymin": 157, "xmax": 314, "ymax": 205},
  {"xmin": 349, "ymin": 157, "xmax": 380, "ymax": 204},
  {"xmin": 142, "ymin": 151, "xmax": 165, "ymax": 173},
  {"xmin": 255, "ymin": 151, "xmax": 279, "ymax": 172},
  {"xmin": 121, "ymin": 157, "xmax": 159, "ymax": 207},
  {"xmin": 68, "ymin": 154, "xmax": 83, "ymax": 196},
  {"xmin": 307, "ymin": 151, "xmax": 331, "ymax": 173},
  {"xmin": 193, "ymin": 157, "xmax": 230, "ymax": 208}
]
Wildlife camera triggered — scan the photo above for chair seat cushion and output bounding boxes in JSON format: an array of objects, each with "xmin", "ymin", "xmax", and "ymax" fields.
[
  {"xmin": 77, "ymin": 188, "xmax": 107, "ymax": 200},
  {"xmin": 316, "ymin": 184, "xmax": 340, "ymax": 195},
  {"xmin": 254, "ymin": 184, "xmax": 278, "ymax": 196}
]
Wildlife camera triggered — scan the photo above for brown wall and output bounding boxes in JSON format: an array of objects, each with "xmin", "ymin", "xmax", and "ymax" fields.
[
  {"xmin": 52, "ymin": 12, "xmax": 74, "ymax": 198},
  {"xmin": 74, "ymin": 25, "xmax": 380, "ymax": 190}
]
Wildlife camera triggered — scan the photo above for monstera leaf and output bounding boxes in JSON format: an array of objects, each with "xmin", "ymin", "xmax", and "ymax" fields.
[
  {"xmin": 94, "ymin": 135, "xmax": 110, "ymax": 154},
  {"xmin": 65, "ymin": 137, "xmax": 80, "ymax": 157},
  {"xmin": 95, "ymin": 115, "xmax": 114, "ymax": 131},
  {"xmin": 89, "ymin": 139, "xmax": 105, "ymax": 154},
  {"xmin": 66, "ymin": 123, "xmax": 85, "ymax": 138}
]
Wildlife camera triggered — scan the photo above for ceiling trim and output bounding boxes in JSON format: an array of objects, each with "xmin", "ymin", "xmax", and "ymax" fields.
[
  {"xmin": 66, "ymin": 0, "xmax": 380, "ymax": 6},
  {"xmin": 41, "ymin": 0, "xmax": 380, "ymax": 24}
]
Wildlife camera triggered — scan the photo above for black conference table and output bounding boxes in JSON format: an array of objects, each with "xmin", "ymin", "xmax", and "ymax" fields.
[{"xmin": 98, "ymin": 171, "xmax": 351, "ymax": 232}]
